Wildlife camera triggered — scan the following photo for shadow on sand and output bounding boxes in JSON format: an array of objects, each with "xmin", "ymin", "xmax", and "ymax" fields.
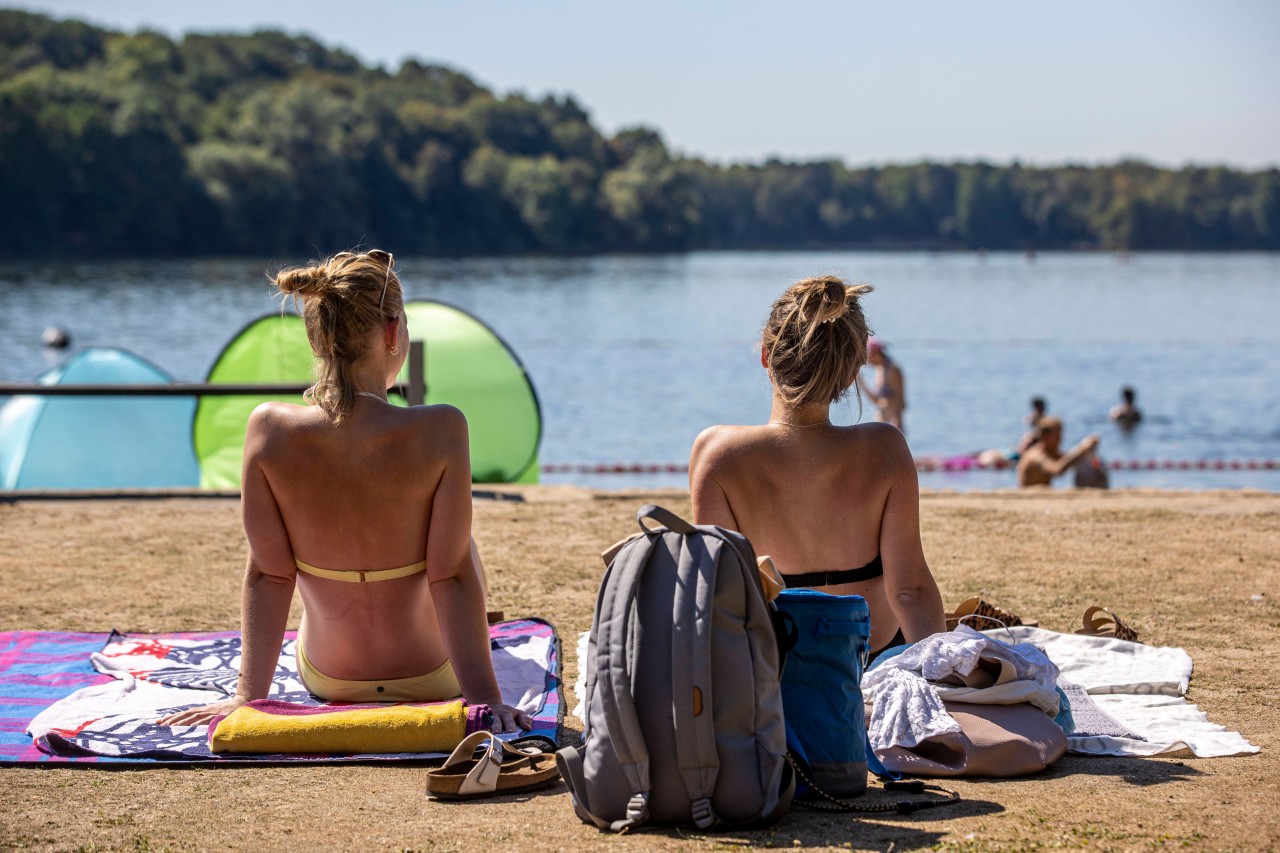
[
  {"xmin": 585, "ymin": 789, "xmax": 1002, "ymax": 851},
  {"xmin": 559, "ymin": 754, "xmax": 1203, "ymax": 848},
  {"xmin": 1042, "ymin": 752, "xmax": 1204, "ymax": 786}
]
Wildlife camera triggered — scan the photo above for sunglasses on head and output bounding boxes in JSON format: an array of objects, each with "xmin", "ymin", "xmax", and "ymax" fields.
[{"xmin": 334, "ymin": 250, "xmax": 395, "ymax": 311}]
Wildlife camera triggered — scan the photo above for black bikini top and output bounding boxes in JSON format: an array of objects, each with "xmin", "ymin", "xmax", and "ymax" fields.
[{"xmin": 781, "ymin": 555, "xmax": 884, "ymax": 588}]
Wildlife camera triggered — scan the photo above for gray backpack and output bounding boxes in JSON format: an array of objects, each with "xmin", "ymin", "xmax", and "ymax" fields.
[{"xmin": 556, "ymin": 505, "xmax": 794, "ymax": 831}]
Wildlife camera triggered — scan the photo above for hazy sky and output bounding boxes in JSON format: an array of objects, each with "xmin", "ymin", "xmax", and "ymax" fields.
[{"xmin": 12, "ymin": 0, "xmax": 1280, "ymax": 168}]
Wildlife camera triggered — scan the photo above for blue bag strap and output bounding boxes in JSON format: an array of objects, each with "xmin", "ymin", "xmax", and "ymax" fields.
[
  {"xmin": 669, "ymin": 532, "xmax": 721, "ymax": 829},
  {"xmin": 866, "ymin": 745, "xmax": 899, "ymax": 780}
]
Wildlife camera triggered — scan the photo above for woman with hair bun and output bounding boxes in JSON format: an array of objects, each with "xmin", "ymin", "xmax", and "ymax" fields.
[
  {"xmin": 160, "ymin": 250, "xmax": 529, "ymax": 733},
  {"xmin": 689, "ymin": 276, "xmax": 945, "ymax": 659}
]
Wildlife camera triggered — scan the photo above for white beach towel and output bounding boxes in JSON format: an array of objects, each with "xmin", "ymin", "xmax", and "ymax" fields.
[
  {"xmin": 1006, "ymin": 626, "xmax": 1192, "ymax": 696},
  {"xmin": 993, "ymin": 626, "xmax": 1258, "ymax": 759},
  {"xmin": 572, "ymin": 630, "xmax": 589, "ymax": 721}
]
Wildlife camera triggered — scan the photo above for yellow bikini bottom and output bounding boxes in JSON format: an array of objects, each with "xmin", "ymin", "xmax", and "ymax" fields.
[{"xmin": 295, "ymin": 641, "xmax": 462, "ymax": 703}]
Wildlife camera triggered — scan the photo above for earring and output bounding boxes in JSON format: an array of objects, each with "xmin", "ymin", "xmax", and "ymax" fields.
[{"xmin": 390, "ymin": 345, "xmax": 399, "ymax": 356}]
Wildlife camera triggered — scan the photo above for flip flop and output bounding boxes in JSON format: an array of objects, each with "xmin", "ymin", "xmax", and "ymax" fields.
[
  {"xmin": 945, "ymin": 597, "xmax": 1039, "ymax": 632},
  {"xmin": 426, "ymin": 731, "xmax": 561, "ymax": 800},
  {"xmin": 1075, "ymin": 606, "xmax": 1140, "ymax": 643}
]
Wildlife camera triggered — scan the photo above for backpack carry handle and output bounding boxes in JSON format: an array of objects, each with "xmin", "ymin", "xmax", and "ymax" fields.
[{"xmin": 637, "ymin": 504, "xmax": 697, "ymax": 535}]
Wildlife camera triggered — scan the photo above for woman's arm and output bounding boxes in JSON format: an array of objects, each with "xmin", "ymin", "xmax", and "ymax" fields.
[
  {"xmin": 159, "ymin": 406, "xmax": 296, "ymax": 725},
  {"xmin": 1041, "ymin": 434, "xmax": 1100, "ymax": 477},
  {"xmin": 878, "ymin": 430, "xmax": 945, "ymax": 643},
  {"xmin": 424, "ymin": 407, "xmax": 530, "ymax": 733},
  {"xmin": 689, "ymin": 426, "xmax": 740, "ymax": 530},
  {"xmin": 158, "ymin": 556, "xmax": 296, "ymax": 726}
]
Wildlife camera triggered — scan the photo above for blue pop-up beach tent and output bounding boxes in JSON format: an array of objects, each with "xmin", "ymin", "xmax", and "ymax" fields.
[{"xmin": 0, "ymin": 348, "xmax": 200, "ymax": 489}]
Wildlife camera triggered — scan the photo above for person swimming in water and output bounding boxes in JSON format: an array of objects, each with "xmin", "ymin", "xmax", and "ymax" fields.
[
  {"xmin": 857, "ymin": 335, "xmax": 906, "ymax": 432},
  {"xmin": 689, "ymin": 275, "xmax": 945, "ymax": 661},
  {"xmin": 159, "ymin": 250, "xmax": 529, "ymax": 733}
]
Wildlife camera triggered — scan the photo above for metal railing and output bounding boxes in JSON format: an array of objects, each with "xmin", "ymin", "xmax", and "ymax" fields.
[{"xmin": 0, "ymin": 343, "xmax": 426, "ymax": 404}]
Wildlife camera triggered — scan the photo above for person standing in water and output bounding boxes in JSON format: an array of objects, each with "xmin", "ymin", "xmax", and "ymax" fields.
[
  {"xmin": 1026, "ymin": 397, "xmax": 1047, "ymax": 426},
  {"xmin": 1110, "ymin": 386, "xmax": 1142, "ymax": 430},
  {"xmin": 1017, "ymin": 416, "xmax": 1100, "ymax": 487},
  {"xmin": 857, "ymin": 336, "xmax": 906, "ymax": 432}
]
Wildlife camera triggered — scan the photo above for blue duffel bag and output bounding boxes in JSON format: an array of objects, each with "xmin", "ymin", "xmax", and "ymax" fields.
[{"xmin": 774, "ymin": 588, "xmax": 877, "ymax": 798}]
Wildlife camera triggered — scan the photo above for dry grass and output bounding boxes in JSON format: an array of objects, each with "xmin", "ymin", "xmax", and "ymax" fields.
[{"xmin": 1, "ymin": 488, "xmax": 1278, "ymax": 852}]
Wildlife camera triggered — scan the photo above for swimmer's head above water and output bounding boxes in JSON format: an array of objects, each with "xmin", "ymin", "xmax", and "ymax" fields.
[
  {"xmin": 761, "ymin": 275, "xmax": 873, "ymax": 408},
  {"xmin": 274, "ymin": 250, "xmax": 406, "ymax": 423}
]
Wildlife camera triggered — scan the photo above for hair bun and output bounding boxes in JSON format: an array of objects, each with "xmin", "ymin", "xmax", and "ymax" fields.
[
  {"xmin": 795, "ymin": 276, "xmax": 850, "ymax": 324},
  {"xmin": 275, "ymin": 266, "xmax": 328, "ymax": 296},
  {"xmin": 762, "ymin": 274, "xmax": 873, "ymax": 408}
]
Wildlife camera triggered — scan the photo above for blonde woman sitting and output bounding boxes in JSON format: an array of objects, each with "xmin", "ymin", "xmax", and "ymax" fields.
[
  {"xmin": 160, "ymin": 250, "xmax": 529, "ymax": 733},
  {"xmin": 690, "ymin": 276, "xmax": 945, "ymax": 660}
]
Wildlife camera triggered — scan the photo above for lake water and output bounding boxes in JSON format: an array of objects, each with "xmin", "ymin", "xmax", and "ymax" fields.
[{"xmin": 2, "ymin": 252, "xmax": 1278, "ymax": 491}]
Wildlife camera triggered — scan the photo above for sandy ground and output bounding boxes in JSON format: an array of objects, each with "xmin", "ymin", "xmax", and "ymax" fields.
[{"xmin": 1, "ymin": 487, "xmax": 1278, "ymax": 852}]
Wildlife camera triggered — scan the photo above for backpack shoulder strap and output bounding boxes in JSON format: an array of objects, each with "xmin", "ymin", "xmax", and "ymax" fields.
[
  {"xmin": 588, "ymin": 509, "xmax": 668, "ymax": 831},
  {"xmin": 668, "ymin": 524, "xmax": 722, "ymax": 829}
]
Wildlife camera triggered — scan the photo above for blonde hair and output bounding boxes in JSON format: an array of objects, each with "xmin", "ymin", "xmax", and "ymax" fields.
[
  {"xmin": 762, "ymin": 275, "xmax": 873, "ymax": 408},
  {"xmin": 274, "ymin": 250, "xmax": 402, "ymax": 424}
]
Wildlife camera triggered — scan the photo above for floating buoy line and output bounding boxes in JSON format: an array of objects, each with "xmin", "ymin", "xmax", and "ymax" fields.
[{"xmin": 540, "ymin": 459, "xmax": 1280, "ymax": 475}]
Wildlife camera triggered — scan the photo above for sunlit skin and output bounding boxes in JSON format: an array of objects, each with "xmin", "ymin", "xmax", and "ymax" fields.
[
  {"xmin": 689, "ymin": 344, "xmax": 945, "ymax": 655},
  {"xmin": 159, "ymin": 308, "xmax": 530, "ymax": 733}
]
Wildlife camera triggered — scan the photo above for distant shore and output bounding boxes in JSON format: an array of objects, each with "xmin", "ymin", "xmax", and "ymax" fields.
[{"xmin": 6, "ymin": 10, "xmax": 1278, "ymax": 260}]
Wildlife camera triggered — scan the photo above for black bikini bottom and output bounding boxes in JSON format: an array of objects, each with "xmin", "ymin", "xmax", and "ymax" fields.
[{"xmin": 870, "ymin": 628, "xmax": 906, "ymax": 663}]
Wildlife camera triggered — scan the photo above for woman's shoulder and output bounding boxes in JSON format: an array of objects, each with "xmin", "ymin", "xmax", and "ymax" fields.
[
  {"xmin": 850, "ymin": 420, "xmax": 907, "ymax": 444},
  {"xmin": 850, "ymin": 421, "xmax": 914, "ymax": 465},
  {"xmin": 694, "ymin": 421, "xmax": 906, "ymax": 452},
  {"xmin": 405, "ymin": 402, "xmax": 466, "ymax": 427},
  {"xmin": 399, "ymin": 404, "xmax": 469, "ymax": 458},
  {"xmin": 246, "ymin": 400, "xmax": 320, "ymax": 434},
  {"xmin": 691, "ymin": 423, "xmax": 770, "ymax": 461}
]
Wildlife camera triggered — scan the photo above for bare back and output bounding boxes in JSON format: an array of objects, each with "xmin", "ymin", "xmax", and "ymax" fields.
[
  {"xmin": 246, "ymin": 397, "xmax": 471, "ymax": 680},
  {"xmin": 690, "ymin": 421, "xmax": 942, "ymax": 652}
]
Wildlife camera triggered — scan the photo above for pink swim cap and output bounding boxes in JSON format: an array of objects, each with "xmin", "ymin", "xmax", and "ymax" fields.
[{"xmin": 867, "ymin": 336, "xmax": 884, "ymax": 354}]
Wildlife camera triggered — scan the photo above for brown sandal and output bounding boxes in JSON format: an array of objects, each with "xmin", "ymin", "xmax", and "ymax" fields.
[
  {"xmin": 426, "ymin": 731, "xmax": 561, "ymax": 800},
  {"xmin": 945, "ymin": 597, "xmax": 1039, "ymax": 632},
  {"xmin": 1075, "ymin": 606, "xmax": 1140, "ymax": 643}
]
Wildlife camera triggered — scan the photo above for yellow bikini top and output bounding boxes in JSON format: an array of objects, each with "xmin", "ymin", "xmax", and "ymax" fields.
[{"xmin": 293, "ymin": 556, "xmax": 427, "ymax": 583}]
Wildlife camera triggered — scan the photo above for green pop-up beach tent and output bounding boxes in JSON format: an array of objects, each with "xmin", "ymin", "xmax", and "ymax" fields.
[
  {"xmin": 0, "ymin": 347, "xmax": 200, "ymax": 489},
  {"xmin": 193, "ymin": 302, "xmax": 541, "ymax": 488}
]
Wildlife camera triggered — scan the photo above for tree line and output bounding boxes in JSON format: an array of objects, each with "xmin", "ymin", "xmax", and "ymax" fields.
[{"xmin": 2, "ymin": 11, "xmax": 1277, "ymax": 258}]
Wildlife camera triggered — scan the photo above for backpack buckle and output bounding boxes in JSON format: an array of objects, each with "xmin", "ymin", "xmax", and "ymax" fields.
[
  {"xmin": 690, "ymin": 797, "xmax": 717, "ymax": 829},
  {"xmin": 626, "ymin": 792, "xmax": 650, "ymax": 824}
]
